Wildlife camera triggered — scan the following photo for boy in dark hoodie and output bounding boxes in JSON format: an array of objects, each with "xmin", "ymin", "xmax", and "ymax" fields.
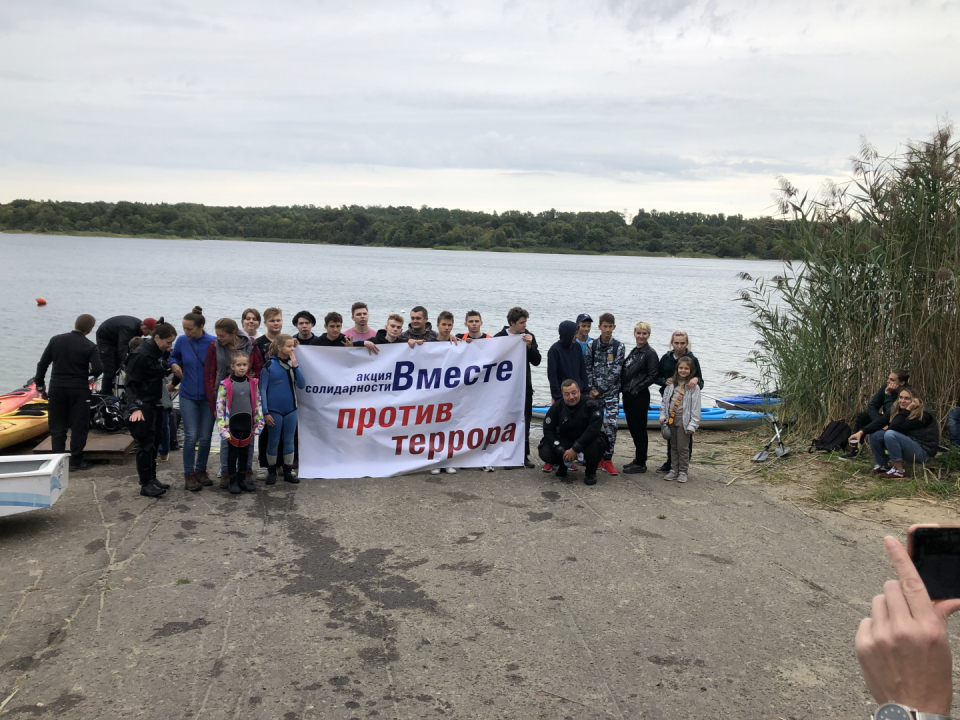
[
  {"xmin": 355, "ymin": 314, "xmax": 405, "ymax": 355},
  {"xmin": 547, "ymin": 320, "xmax": 589, "ymax": 403}
]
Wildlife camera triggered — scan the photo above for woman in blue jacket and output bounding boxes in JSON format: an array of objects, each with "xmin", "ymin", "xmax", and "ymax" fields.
[
  {"xmin": 260, "ymin": 334, "xmax": 306, "ymax": 485},
  {"xmin": 169, "ymin": 306, "xmax": 217, "ymax": 492}
]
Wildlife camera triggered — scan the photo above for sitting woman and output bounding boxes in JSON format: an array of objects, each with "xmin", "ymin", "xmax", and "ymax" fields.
[{"xmin": 848, "ymin": 385, "xmax": 939, "ymax": 478}]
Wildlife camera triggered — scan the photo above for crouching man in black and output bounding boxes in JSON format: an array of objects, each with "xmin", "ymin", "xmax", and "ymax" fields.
[{"xmin": 538, "ymin": 378, "xmax": 607, "ymax": 486}]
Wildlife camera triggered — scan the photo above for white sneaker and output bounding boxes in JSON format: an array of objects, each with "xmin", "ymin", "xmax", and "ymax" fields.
[
  {"xmin": 677, "ymin": 472, "xmax": 688, "ymax": 483},
  {"xmin": 445, "ymin": 467, "xmax": 457, "ymax": 474},
  {"xmin": 482, "ymin": 466, "xmax": 495, "ymax": 472},
  {"xmin": 430, "ymin": 468, "xmax": 441, "ymax": 475},
  {"xmin": 665, "ymin": 471, "xmax": 679, "ymax": 481},
  {"xmin": 577, "ymin": 452, "xmax": 584, "ymax": 464}
]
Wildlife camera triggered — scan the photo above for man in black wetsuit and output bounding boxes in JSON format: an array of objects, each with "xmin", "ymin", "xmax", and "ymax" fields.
[
  {"xmin": 538, "ymin": 379, "xmax": 606, "ymax": 486},
  {"xmin": 96, "ymin": 315, "xmax": 156, "ymax": 396},
  {"xmin": 35, "ymin": 314, "xmax": 103, "ymax": 470}
]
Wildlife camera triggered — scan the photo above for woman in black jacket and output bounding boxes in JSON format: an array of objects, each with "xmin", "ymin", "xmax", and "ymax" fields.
[
  {"xmin": 850, "ymin": 385, "xmax": 939, "ymax": 479},
  {"xmin": 620, "ymin": 321, "xmax": 659, "ymax": 474},
  {"xmin": 126, "ymin": 322, "xmax": 178, "ymax": 497}
]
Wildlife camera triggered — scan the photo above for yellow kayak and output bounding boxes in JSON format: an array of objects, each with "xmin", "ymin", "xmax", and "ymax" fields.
[{"xmin": 0, "ymin": 401, "xmax": 49, "ymax": 450}]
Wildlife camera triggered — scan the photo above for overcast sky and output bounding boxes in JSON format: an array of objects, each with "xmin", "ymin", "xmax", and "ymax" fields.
[{"xmin": 0, "ymin": 0, "xmax": 957, "ymax": 216}]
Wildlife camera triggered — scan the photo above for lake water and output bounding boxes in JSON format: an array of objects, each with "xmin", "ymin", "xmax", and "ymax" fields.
[{"xmin": 0, "ymin": 233, "xmax": 782, "ymax": 404}]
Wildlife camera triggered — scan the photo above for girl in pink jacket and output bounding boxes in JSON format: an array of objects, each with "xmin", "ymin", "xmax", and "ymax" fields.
[{"xmin": 216, "ymin": 353, "xmax": 264, "ymax": 494}]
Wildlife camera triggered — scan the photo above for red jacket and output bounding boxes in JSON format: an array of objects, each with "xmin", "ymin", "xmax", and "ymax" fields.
[{"xmin": 204, "ymin": 341, "xmax": 264, "ymax": 413}]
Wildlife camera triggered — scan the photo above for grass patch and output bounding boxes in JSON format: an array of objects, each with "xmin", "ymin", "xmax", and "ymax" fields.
[
  {"xmin": 813, "ymin": 464, "xmax": 960, "ymax": 507},
  {"xmin": 175, "ymin": 578, "xmax": 191, "ymax": 585}
]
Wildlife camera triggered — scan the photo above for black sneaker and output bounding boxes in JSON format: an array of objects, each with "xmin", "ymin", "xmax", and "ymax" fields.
[
  {"xmin": 265, "ymin": 467, "xmax": 277, "ymax": 486},
  {"xmin": 623, "ymin": 463, "xmax": 647, "ymax": 474},
  {"xmin": 228, "ymin": 477, "xmax": 242, "ymax": 495},
  {"xmin": 838, "ymin": 448, "xmax": 860, "ymax": 461},
  {"xmin": 153, "ymin": 478, "xmax": 171, "ymax": 490},
  {"xmin": 556, "ymin": 465, "xmax": 568, "ymax": 479},
  {"xmin": 656, "ymin": 461, "xmax": 671, "ymax": 473},
  {"xmin": 523, "ymin": 458, "xmax": 535, "ymax": 468},
  {"xmin": 282, "ymin": 466, "xmax": 300, "ymax": 484},
  {"xmin": 70, "ymin": 460, "xmax": 94, "ymax": 471},
  {"xmin": 140, "ymin": 482, "xmax": 166, "ymax": 498},
  {"xmin": 584, "ymin": 473, "xmax": 597, "ymax": 486}
]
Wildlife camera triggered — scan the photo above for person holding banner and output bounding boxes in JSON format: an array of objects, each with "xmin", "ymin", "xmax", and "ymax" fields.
[
  {"xmin": 494, "ymin": 306, "xmax": 540, "ymax": 467},
  {"xmin": 314, "ymin": 312, "xmax": 355, "ymax": 347},
  {"xmin": 400, "ymin": 306, "xmax": 438, "ymax": 345},
  {"xmin": 538, "ymin": 379, "xmax": 606, "ymax": 486},
  {"xmin": 358, "ymin": 314, "xmax": 406, "ymax": 354},
  {"xmin": 260, "ymin": 334, "xmax": 306, "ymax": 485}
]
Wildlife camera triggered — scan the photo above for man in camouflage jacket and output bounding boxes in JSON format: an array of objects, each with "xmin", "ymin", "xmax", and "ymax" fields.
[{"xmin": 585, "ymin": 313, "xmax": 625, "ymax": 474}]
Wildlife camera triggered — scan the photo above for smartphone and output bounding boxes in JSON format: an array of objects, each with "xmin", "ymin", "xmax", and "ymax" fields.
[{"xmin": 908, "ymin": 525, "xmax": 960, "ymax": 600}]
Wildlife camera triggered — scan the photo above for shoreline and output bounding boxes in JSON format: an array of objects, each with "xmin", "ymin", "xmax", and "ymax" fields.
[{"xmin": 0, "ymin": 229, "xmax": 774, "ymax": 261}]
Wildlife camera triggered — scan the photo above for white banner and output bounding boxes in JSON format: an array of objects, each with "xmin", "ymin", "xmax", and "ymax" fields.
[{"xmin": 295, "ymin": 335, "xmax": 527, "ymax": 478}]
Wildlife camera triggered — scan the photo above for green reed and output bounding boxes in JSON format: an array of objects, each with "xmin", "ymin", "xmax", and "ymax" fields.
[{"xmin": 737, "ymin": 124, "xmax": 960, "ymax": 435}]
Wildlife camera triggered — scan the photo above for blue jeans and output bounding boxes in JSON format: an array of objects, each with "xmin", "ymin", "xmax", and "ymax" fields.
[
  {"xmin": 180, "ymin": 395, "xmax": 214, "ymax": 474},
  {"xmin": 266, "ymin": 410, "xmax": 298, "ymax": 462},
  {"xmin": 869, "ymin": 429, "xmax": 929, "ymax": 467},
  {"xmin": 948, "ymin": 408, "xmax": 960, "ymax": 448}
]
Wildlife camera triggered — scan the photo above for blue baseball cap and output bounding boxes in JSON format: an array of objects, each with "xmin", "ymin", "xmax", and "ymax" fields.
[{"xmin": 576, "ymin": 313, "xmax": 593, "ymax": 324}]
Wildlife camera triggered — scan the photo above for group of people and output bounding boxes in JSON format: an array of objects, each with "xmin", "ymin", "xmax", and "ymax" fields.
[
  {"xmin": 842, "ymin": 369, "xmax": 942, "ymax": 477},
  {"xmin": 32, "ymin": 313, "xmax": 960, "ymax": 720},
  {"xmin": 539, "ymin": 313, "xmax": 703, "ymax": 485},
  {"xmin": 33, "ymin": 302, "xmax": 712, "ymax": 494}
]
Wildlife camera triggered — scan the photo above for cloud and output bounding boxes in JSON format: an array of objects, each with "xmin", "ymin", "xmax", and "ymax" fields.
[{"xmin": 0, "ymin": 0, "xmax": 957, "ymax": 212}]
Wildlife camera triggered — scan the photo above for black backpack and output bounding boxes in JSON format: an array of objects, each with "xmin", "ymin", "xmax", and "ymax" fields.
[{"xmin": 808, "ymin": 420, "xmax": 851, "ymax": 453}]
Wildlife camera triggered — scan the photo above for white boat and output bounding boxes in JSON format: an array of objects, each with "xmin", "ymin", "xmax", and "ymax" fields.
[{"xmin": 0, "ymin": 454, "xmax": 70, "ymax": 518}]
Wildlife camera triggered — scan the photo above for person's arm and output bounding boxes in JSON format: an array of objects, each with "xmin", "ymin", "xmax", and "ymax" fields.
[
  {"xmin": 293, "ymin": 366, "xmax": 306, "ymax": 389},
  {"xmin": 34, "ymin": 339, "xmax": 54, "ymax": 390},
  {"xmin": 585, "ymin": 342, "xmax": 596, "ymax": 391},
  {"xmin": 656, "ymin": 355, "xmax": 667, "ymax": 388},
  {"xmin": 572, "ymin": 401, "xmax": 603, "ymax": 452},
  {"xmin": 894, "ymin": 410, "xmax": 933, "ymax": 434},
  {"xmin": 215, "ymin": 383, "xmax": 230, "ymax": 439},
  {"xmin": 541, "ymin": 403, "xmax": 561, "ymax": 446},
  {"xmin": 259, "ymin": 367, "xmax": 270, "ymax": 415},
  {"xmin": 249, "ymin": 345, "xmax": 264, "ymax": 379},
  {"xmin": 692, "ymin": 356, "xmax": 704, "ymax": 390},
  {"xmin": 169, "ymin": 337, "xmax": 185, "ymax": 378},
  {"xmin": 88, "ymin": 342, "xmax": 104, "ymax": 380},
  {"xmin": 687, "ymin": 387, "xmax": 701, "ymax": 433},
  {"xmin": 638, "ymin": 347, "xmax": 659, "ymax": 391},
  {"xmin": 547, "ymin": 348, "xmax": 560, "ymax": 400},
  {"xmin": 204, "ymin": 342, "xmax": 219, "ymax": 413},
  {"xmin": 116, "ymin": 324, "xmax": 138, "ymax": 364},
  {"xmin": 861, "ymin": 412, "xmax": 891, "ymax": 435},
  {"xmin": 659, "ymin": 387, "xmax": 670, "ymax": 424},
  {"xmin": 866, "ymin": 387, "xmax": 886, "ymax": 422},
  {"xmin": 123, "ymin": 353, "xmax": 144, "ymax": 414},
  {"xmin": 527, "ymin": 333, "xmax": 541, "ymax": 367},
  {"xmin": 253, "ymin": 382, "xmax": 265, "ymax": 435},
  {"xmin": 855, "ymin": 535, "xmax": 960, "ymax": 717},
  {"xmin": 578, "ymin": 354, "xmax": 589, "ymax": 392}
]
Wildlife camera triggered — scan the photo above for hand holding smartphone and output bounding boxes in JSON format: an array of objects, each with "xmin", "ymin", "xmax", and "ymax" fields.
[{"xmin": 908, "ymin": 524, "xmax": 960, "ymax": 600}]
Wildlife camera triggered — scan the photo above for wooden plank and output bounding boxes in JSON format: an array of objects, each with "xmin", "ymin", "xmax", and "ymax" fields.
[{"xmin": 35, "ymin": 430, "xmax": 136, "ymax": 465}]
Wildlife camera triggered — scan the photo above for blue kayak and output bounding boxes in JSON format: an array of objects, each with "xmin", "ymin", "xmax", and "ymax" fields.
[
  {"xmin": 716, "ymin": 393, "xmax": 781, "ymax": 410},
  {"xmin": 531, "ymin": 405, "xmax": 764, "ymax": 431}
]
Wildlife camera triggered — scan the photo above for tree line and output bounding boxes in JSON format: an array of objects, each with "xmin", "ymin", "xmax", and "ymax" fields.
[{"xmin": 0, "ymin": 199, "xmax": 792, "ymax": 259}]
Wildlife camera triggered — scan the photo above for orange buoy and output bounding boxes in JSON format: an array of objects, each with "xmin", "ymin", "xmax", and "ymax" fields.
[{"xmin": 36, "ymin": 298, "xmax": 47, "ymax": 306}]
